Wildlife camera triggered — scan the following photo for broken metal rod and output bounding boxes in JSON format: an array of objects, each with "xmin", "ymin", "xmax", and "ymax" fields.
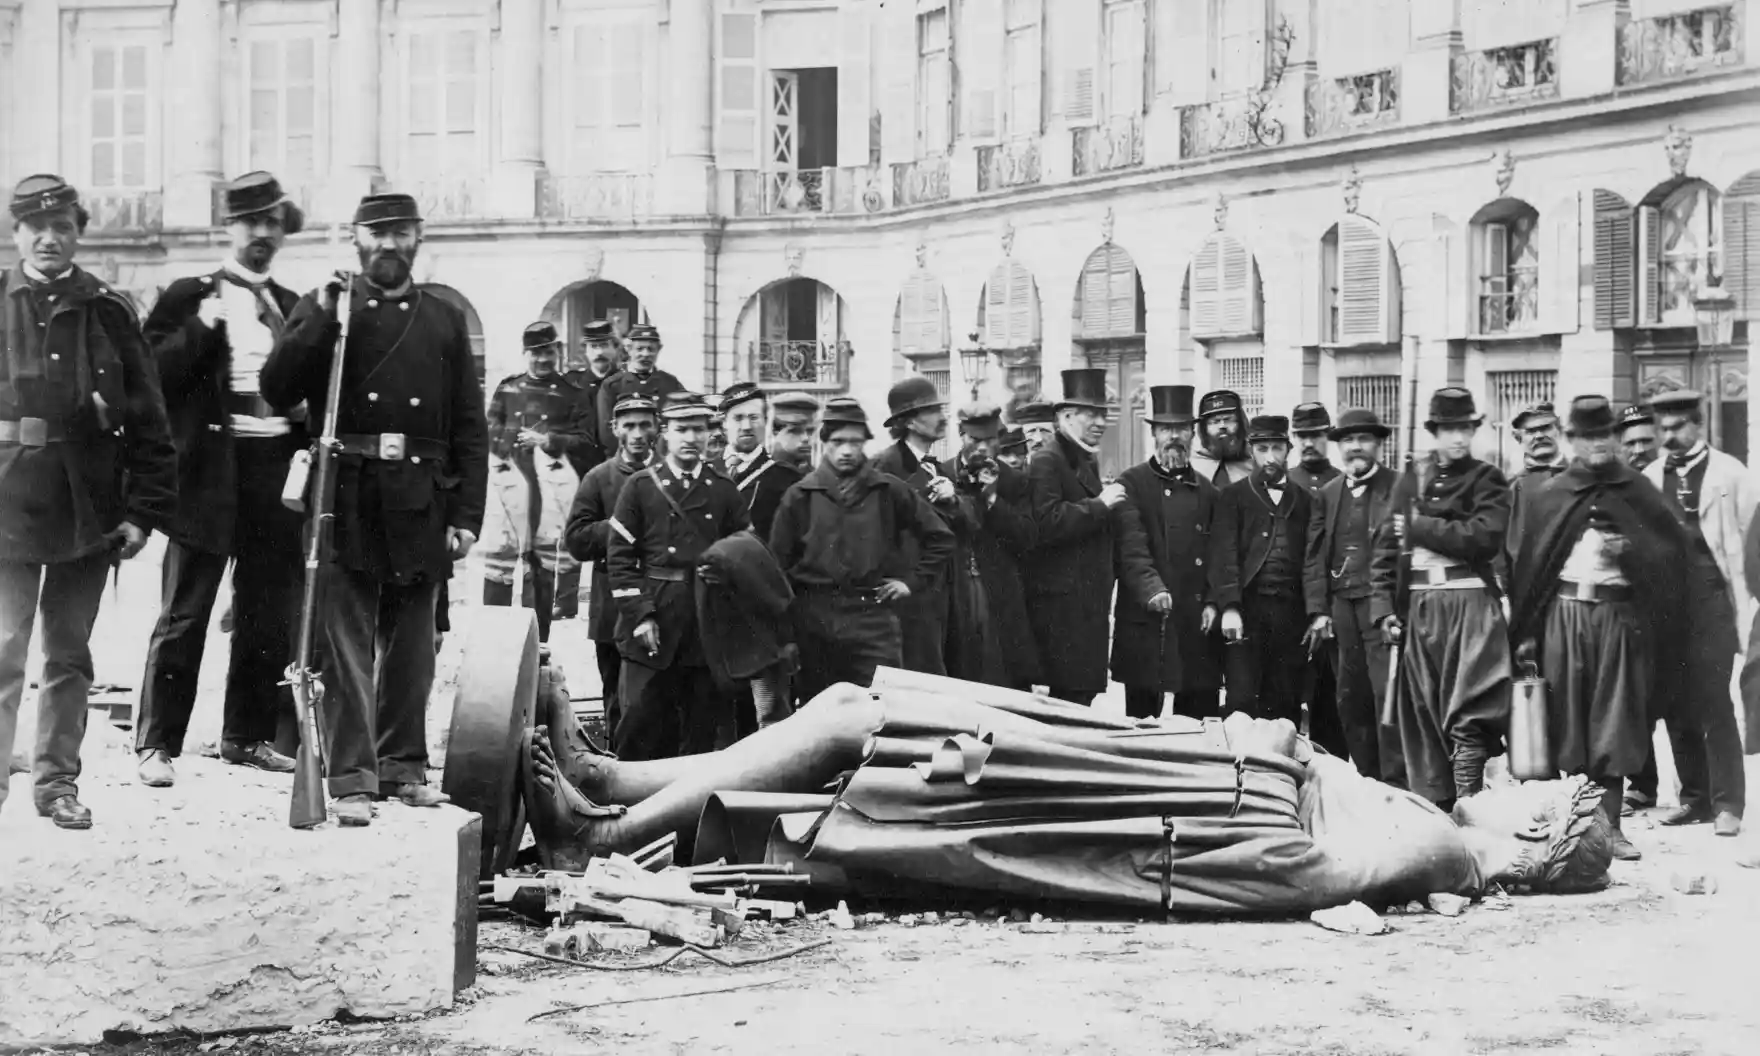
[
  {"xmin": 630, "ymin": 833, "xmax": 677, "ymax": 863},
  {"xmin": 688, "ymin": 873, "xmax": 812, "ymax": 889}
]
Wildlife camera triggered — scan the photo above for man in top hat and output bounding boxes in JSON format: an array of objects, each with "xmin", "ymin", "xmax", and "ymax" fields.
[
  {"xmin": 944, "ymin": 402, "xmax": 1033, "ymax": 686},
  {"xmin": 1618, "ymin": 404, "xmax": 1659, "ymax": 472},
  {"xmin": 1213, "ymin": 415, "xmax": 1319, "ymax": 723},
  {"xmin": 605, "ymin": 392, "xmax": 749, "ymax": 760},
  {"xmin": 1190, "ymin": 389, "xmax": 1253, "ymax": 487},
  {"xmin": 873, "ymin": 375, "xmax": 962, "ymax": 676},
  {"xmin": 564, "ymin": 393, "xmax": 659, "ymax": 743},
  {"xmin": 1288, "ymin": 402, "xmax": 1342, "ymax": 496},
  {"xmin": 1504, "ymin": 400, "xmax": 1568, "ymax": 570},
  {"xmin": 739, "ymin": 390, "xmax": 816, "ymax": 541},
  {"xmin": 560, "ymin": 319, "xmax": 622, "ymax": 476},
  {"xmin": 1646, "ymin": 389, "xmax": 1748, "ymax": 836},
  {"xmin": 481, "ymin": 322, "xmax": 592, "ymax": 642},
  {"xmin": 0, "ymin": 175, "xmax": 175, "ymax": 828},
  {"xmin": 1371, "ymin": 387, "xmax": 1512, "ymax": 809},
  {"xmin": 1303, "ymin": 408, "xmax": 1404, "ymax": 783},
  {"xmin": 1507, "ymin": 396, "xmax": 1694, "ymax": 862},
  {"xmin": 1013, "ymin": 400, "xmax": 1057, "ymax": 455},
  {"xmin": 135, "ymin": 170, "xmax": 309, "ymax": 790},
  {"xmin": 1112, "ymin": 385, "xmax": 1227, "ymax": 719},
  {"xmin": 996, "ymin": 426, "xmax": 1030, "ymax": 471},
  {"xmin": 1025, "ymin": 369, "xmax": 1128, "ymax": 705},
  {"xmin": 260, "ymin": 191, "xmax": 488, "ymax": 826},
  {"xmin": 594, "ymin": 323, "xmax": 681, "ymax": 455}
]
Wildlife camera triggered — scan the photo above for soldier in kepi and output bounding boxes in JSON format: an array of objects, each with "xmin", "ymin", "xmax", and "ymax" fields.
[
  {"xmin": 561, "ymin": 319, "xmax": 622, "ymax": 476},
  {"xmin": 0, "ymin": 174, "xmax": 176, "ymax": 829},
  {"xmin": 482, "ymin": 322, "xmax": 590, "ymax": 643},
  {"xmin": 135, "ymin": 171, "xmax": 309, "ymax": 788},
  {"xmin": 594, "ymin": 323, "xmax": 681, "ymax": 456},
  {"xmin": 260, "ymin": 192, "xmax": 488, "ymax": 827}
]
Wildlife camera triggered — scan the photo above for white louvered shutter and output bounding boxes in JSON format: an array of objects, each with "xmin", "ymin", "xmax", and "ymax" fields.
[
  {"xmin": 1189, "ymin": 237, "xmax": 1223, "ymax": 338},
  {"xmin": 1218, "ymin": 235, "xmax": 1258, "ymax": 336},
  {"xmin": 1337, "ymin": 216, "xmax": 1391, "ymax": 346}
]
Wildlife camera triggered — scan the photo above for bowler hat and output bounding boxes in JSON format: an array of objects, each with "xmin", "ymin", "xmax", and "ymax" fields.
[
  {"xmin": 998, "ymin": 426, "xmax": 1028, "ymax": 452},
  {"xmin": 1512, "ymin": 401, "xmax": 1559, "ymax": 431},
  {"xmin": 583, "ymin": 320, "xmax": 616, "ymax": 341},
  {"xmin": 1246, "ymin": 415, "xmax": 1290, "ymax": 444},
  {"xmin": 1565, "ymin": 395, "xmax": 1618, "ymax": 436},
  {"xmin": 626, "ymin": 323, "xmax": 661, "ymax": 343},
  {"xmin": 221, "ymin": 171, "xmax": 305, "ymax": 234},
  {"xmin": 1198, "ymin": 390, "xmax": 1244, "ymax": 420},
  {"xmin": 352, "ymin": 192, "xmax": 422, "ymax": 227},
  {"xmin": 1648, "ymin": 388, "xmax": 1703, "ymax": 414},
  {"xmin": 1424, "ymin": 387, "xmax": 1484, "ymax": 429},
  {"xmin": 719, "ymin": 381, "xmax": 767, "ymax": 414},
  {"xmin": 1618, "ymin": 404, "xmax": 1654, "ymax": 430},
  {"xmin": 1012, "ymin": 401, "xmax": 1055, "ymax": 426},
  {"xmin": 522, "ymin": 322, "xmax": 561, "ymax": 351},
  {"xmin": 1143, "ymin": 385, "xmax": 1196, "ymax": 426},
  {"xmin": 1054, "ymin": 369, "xmax": 1110, "ymax": 412},
  {"xmin": 9, "ymin": 174, "xmax": 88, "ymax": 227},
  {"xmin": 1328, "ymin": 408, "xmax": 1392, "ymax": 442},
  {"xmin": 770, "ymin": 391, "xmax": 821, "ymax": 422},
  {"xmin": 820, "ymin": 396, "xmax": 872, "ymax": 436},
  {"xmin": 886, "ymin": 375, "xmax": 945, "ymax": 425},
  {"xmin": 612, "ymin": 394, "xmax": 659, "ymax": 418},
  {"xmin": 957, "ymin": 401, "xmax": 1004, "ymax": 440},
  {"xmin": 1291, "ymin": 402, "xmax": 1333, "ymax": 435},
  {"xmin": 659, "ymin": 391, "xmax": 714, "ymax": 421}
]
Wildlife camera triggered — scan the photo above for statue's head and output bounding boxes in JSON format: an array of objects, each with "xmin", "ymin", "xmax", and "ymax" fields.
[{"xmin": 1453, "ymin": 777, "xmax": 1614, "ymax": 894}]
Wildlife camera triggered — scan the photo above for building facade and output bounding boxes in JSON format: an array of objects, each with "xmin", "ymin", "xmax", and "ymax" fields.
[{"xmin": 2, "ymin": 0, "xmax": 1757, "ymax": 474}]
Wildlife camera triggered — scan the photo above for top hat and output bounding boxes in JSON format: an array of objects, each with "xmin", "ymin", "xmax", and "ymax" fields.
[
  {"xmin": 1198, "ymin": 390, "xmax": 1244, "ymax": 420},
  {"xmin": 770, "ymin": 391, "xmax": 821, "ymax": 422},
  {"xmin": 1511, "ymin": 401, "xmax": 1559, "ymax": 431},
  {"xmin": 9, "ymin": 174, "xmax": 88, "ymax": 226},
  {"xmin": 998, "ymin": 426, "xmax": 1028, "ymax": 452},
  {"xmin": 1054, "ymin": 369, "xmax": 1110, "ymax": 412},
  {"xmin": 1012, "ymin": 400, "xmax": 1055, "ymax": 426},
  {"xmin": 1143, "ymin": 385, "xmax": 1196, "ymax": 426},
  {"xmin": 582, "ymin": 319, "xmax": 616, "ymax": 341},
  {"xmin": 1618, "ymin": 404, "xmax": 1654, "ymax": 430},
  {"xmin": 1328, "ymin": 408, "xmax": 1393, "ymax": 442},
  {"xmin": 886, "ymin": 376, "xmax": 945, "ymax": 425},
  {"xmin": 352, "ymin": 192, "xmax": 422, "ymax": 227},
  {"xmin": 1565, "ymin": 395, "xmax": 1618, "ymax": 435},
  {"xmin": 611, "ymin": 393, "xmax": 659, "ymax": 418},
  {"xmin": 221, "ymin": 171, "xmax": 305, "ymax": 234},
  {"xmin": 957, "ymin": 401, "xmax": 1005, "ymax": 440},
  {"xmin": 522, "ymin": 322, "xmax": 561, "ymax": 351},
  {"xmin": 1648, "ymin": 388, "xmax": 1703, "ymax": 415},
  {"xmin": 659, "ymin": 391, "xmax": 715, "ymax": 421},
  {"xmin": 1246, "ymin": 415, "xmax": 1290, "ymax": 444},
  {"xmin": 1291, "ymin": 402, "xmax": 1333, "ymax": 435},
  {"xmin": 719, "ymin": 381, "xmax": 767, "ymax": 414},
  {"xmin": 820, "ymin": 396, "xmax": 872, "ymax": 434},
  {"xmin": 1425, "ymin": 387, "xmax": 1484, "ymax": 428},
  {"xmin": 626, "ymin": 323, "xmax": 661, "ymax": 343}
]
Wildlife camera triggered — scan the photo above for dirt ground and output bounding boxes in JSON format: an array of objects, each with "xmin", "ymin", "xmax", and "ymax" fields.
[{"xmin": 14, "ymin": 545, "xmax": 1760, "ymax": 1055}]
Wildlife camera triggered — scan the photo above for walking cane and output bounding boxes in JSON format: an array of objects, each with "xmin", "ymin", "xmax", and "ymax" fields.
[{"xmin": 1157, "ymin": 613, "xmax": 1170, "ymax": 721}]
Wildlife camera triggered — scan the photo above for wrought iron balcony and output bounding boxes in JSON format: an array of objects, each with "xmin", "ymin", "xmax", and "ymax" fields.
[
  {"xmin": 1450, "ymin": 38, "xmax": 1559, "ymax": 114},
  {"xmin": 81, "ymin": 191, "xmax": 163, "ymax": 235},
  {"xmin": 746, "ymin": 339, "xmax": 850, "ymax": 390},
  {"xmin": 975, "ymin": 139, "xmax": 1042, "ymax": 193},
  {"xmin": 1478, "ymin": 268, "xmax": 1541, "ymax": 335},
  {"xmin": 891, "ymin": 155, "xmax": 951, "ymax": 207},
  {"xmin": 408, "ymin": 176, "xmax": 488, "ymax": 223},
  {"xmin": 1305, "ymin": 69, "xmax": 1401, "ymax": 139},
  {"xmin": 1072, "ymin": 115, "xmax": 1145, "ymax": 177},
  {"xmin": 537, "ymin": 173, "xmax": 654, "ymax": 221},
  {"xmin": 1178, "ymin": 95, "xmax": 1286, "ymax": 159},
  {"xmin": 1618, "ymin": 4, "xmax": 1744, "ymax": 86},
  {"xmin": 729, "ymin": 168, "xmax": 887, "ymax": 217}
]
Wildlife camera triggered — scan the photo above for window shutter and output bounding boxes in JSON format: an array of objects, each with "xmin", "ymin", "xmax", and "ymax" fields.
[
  {"xmin": 964, "ymin": 0, "xmax": 1002, "ymax": 140},
  {"xmin": 900, "ymin": 274, "xmax": 927, "ymax": 357},
  {"xmin": 1444, "ymin": 228, "xmax": 1471, "ymax": 340},
  {"xmin": 717, "ymin": 12, "xmax": 759, "ymax": 168},
  {"xmin": 1105, "ymin": 0, "xmax": 1148, "ymax": 118},
  {"xmin": 1592, "ymin": 190, "xmax": 1634, "ymax": 330},
  {"xmin": 1163, "ymin": 0, "xmax": 1208, "ymax": 106},
  {"xmin": 1541, "ymin": 193, "xmax": 1582, "ymax": 335},
  {"xmin": 1189, "ymin": 237, "xmax": 1223, "ymax": 338},
  {"xmin": 1337, "ymin": 216, "xmax": 1390, "ymax": 346},
  {"xmin": 1725, "ymin": 174, "xmax": 1760, "ymax": 321},
  {"xmin": 1299, "ymin": 242, "xmax": 1325, "ymax": 346},
  {"xmin": 838, "ymin": 5, "xmax": 873, "ymax": 168},
  {"xmin": 986, "ymin": 265, "xmax": 1010, "ymax": 346},
  {"xmin": 1008, "ymin": 263, "xmax": 1038, "ymax": 347},
  {"xmin": 1080, "ymin": 249, "xmax": 1110, "ymax": 338},
  {"xmin": 1636, "ymin": 204, "xmax": 1661, "ymax": 326},
  {"xmin": 1218, "ymin": 235, "xmax": 1258, "ymax": 336},
  {"xmin": 1108, "ymin": 246, "xmax": 1138, "ymax": 334},
  {"xmin": 1485, "ymin": 223, "xmax": 1509, "ymax": 282},
  {"xmin": 1063, "ymin": 0, "xmax": 1101, "ymax": 126},
  {"xmin": 923, "ymin": 279, "xmax": 947, "ymax": 352},
  {"xmin": 881, "ymin": 2, "xmax": 917, "ymax": 163}
]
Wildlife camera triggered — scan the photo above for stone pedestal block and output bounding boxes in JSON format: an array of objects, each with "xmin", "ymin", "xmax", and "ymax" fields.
[{"xmin": 0, "ymin": 744, "xmax": 479, "ymax": 1047}]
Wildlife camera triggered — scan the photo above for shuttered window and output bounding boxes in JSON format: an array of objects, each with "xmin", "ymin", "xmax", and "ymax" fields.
[
  {"xmin": 1654, "ymin": 181, "xmax": 1722, "ymax": 326},
  {"xmin": 1592, "ymin": 189, "xmax": 1635, "ymax": 329},
  {"xmin": 1725, "ymin": 173, "xmax": 1760, "ymax": 321},
  {"xmin": 1063, "ymin": 0, "xmax": 1100, "ymax": 125},
  {"xmin": 896, "ymin": 271, "xmax": 949, "ymax": 359},
  {"xmin": 963, "ymin": 0, "xmax": 1001, "ymax": 140},
  {"xmin": 1331, "ymin": 217, "xmax": 1399, "ymax": 346},
  {"xmin": 1078, "ymin": 244, "xmax": 1141, "ymax": 339},
  {"xmin": 1190, "ymin": 234, "xmax": 1260, "ymax": 339},
  {"xmin": 918, "ymin": 8, "xmax": 953, "ymax": 156},
  {"xmin": 717, "ymin": 13, "xmax": 759, "ymax": 168},
  {"xmin": 983, "ymin": 261, "xmax": 1041, "ymax": 350},
  {"xmin": 1217, "ymin": 0, "xmax": 1270, "ymax": 96},
  {"xmin": 1004, "ymin": 0, "xmax": 1043, "ymax": 137},
  {"xmin": 1103, "ymin": 0, "xmax": 1146, "ymax": 118}
]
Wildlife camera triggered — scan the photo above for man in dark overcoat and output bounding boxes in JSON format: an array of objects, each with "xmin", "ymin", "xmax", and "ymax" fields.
[
  {"xmin": 135, "ymin": 171, "xmax": 306, "ymax": 788},
  {"xmin": 0, "ymin": 175, "xmax": 176, "ymax": 828},
  {"xmin": 735, "ymin": 389, "xmax": 816, "ymax": 540},
  {"xmin": 953, "ymin": 404, "xmax": 1039, "ymax": 690},
  {"xmin": 873, "ymin": 375, "xmax": 961, "ymax": 676},
  {"xmin": 1025, "ymin": 369, "xmax": 1127, "ymax": 705},
  {"xmin": 1287, "ymin": 402, "xmax": 1341, "ymax": 495},
  {"xmin": 259, "ymin": 192, "xmax": 488, "ymax": 826},
  {"xmin": 563, "ymin": 393, "xmax": 657, "ymax": 742},
  {"xmin": 594, "ymin": 323, "xmax": 681, "ymax": 455},
  {"xmin": 1190, "ymin": 389, "xmax": 1253, "ymax": 487},
  {"xmin": 1508, "ymin": 396, "xmax": 1692, "ymax": 863},
  {"xmin": 1111, "ymin": 385, "xmax": 1226, "ymax": 719},
  {"xmin": 561, "ymin": 319, "xmax": 621, "ymax": 476},
  {"xmin": 1503, "ymin": 400, "xmax": 1566, "ymax": 571},
  {"xmin": 1286, "ymin": 401, "xmax": 1341, "ymax": 748}
]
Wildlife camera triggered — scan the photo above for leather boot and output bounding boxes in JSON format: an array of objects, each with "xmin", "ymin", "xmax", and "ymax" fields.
[
  {"xmin": 483, "ymin": 578, "xmax": 513, "ymax": 607},
  {"xmin": 522, "ymin": 728, "xmax": 627, "ymax": 871},
  {"xmin": 1452, "ymin": 745, "xmax": 1488, "ymax": 801},
  {"xmin": 1601, "ymin": 785, "xmax": 1641, "ymax": 861}
]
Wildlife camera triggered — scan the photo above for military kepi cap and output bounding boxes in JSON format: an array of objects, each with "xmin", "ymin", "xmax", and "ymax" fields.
[
  {"xmin": 998, "ymin": 426, "xmax": 1029, "ymax": 452},
  {"xmin": 353, "ymin": 192, "xmax": 422, "ymax": 226},
  {"xmin": 770, "ymin": 391, "xmax": 820, "ymax": 423},
  {"xmin": 659, "ymin": 391, "xmax": 714, "ymax": 421},
  {"xmin": 583, "ymin": 319, "xmax": 616, "ymax": 341},
  {"xmin": 719, "ymin": 381, "xmax": 766, "ymax": 414},
  {"xmin": 1247, "ymin": 415, "xmax": 1290, "ymax": 444},
  {"xmin": 627, "ymin": 323, "xmax": 661, "ymax": 342},
  {"xmin": 523, "ymin": 322, "xmax": 561, "ymax": 350},
  {"xmin": 1291, "ymin": 402, "xmax": 1332, "ymax": 434},
  {"xmin": 1618, "ymin": 403, "xmax": 1654, "ymax": 430},
  {"xmin": 612, "ymin": 394, "xmax": 659, "ymax": 419},
  {"xmin": 1198, "ymin": 390, "xmax": 1244, "ymax": 420},
  {"xmin": 222, "ymin": 171, "xmax": 304, "ymax": 234},
  {"xmin": 10, "ymin": 174, "xmax": 88, "ymax": 226},
  {"xmin": 1649, "ymin": 388, "xmax": 1703, "ymax": 414}
]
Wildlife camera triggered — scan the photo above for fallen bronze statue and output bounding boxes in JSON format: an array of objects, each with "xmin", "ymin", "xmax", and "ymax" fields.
[{"xmin": 501, "ymin": 664, "xmax": 1614, "ymax": 914}]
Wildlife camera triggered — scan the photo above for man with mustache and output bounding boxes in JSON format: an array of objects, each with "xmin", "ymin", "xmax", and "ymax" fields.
[
  {"xmin": 1286, "ymin": 401, "xmax": 1342, "ymax": 753},
  {"xmin": 1618, "ymin": 404, "xmax": 1659, "ymax": 471},
  {"xmin": 260, "ymin": 192, "xmax": 488, "ymax": 827},
  {"xmin": 564, "ymin": 393, "xmax": 658, "ymax": 744},
  {"xmin": 594, "ymin": 323, "xmax": 681, "ymax": 456},
  {"xmin": 1372, "ymin": 388, "xmax": 1512, "ymax": 810},
  {"xmin": 135, "ymin": 172, "xmax": 308, "ymax": 789},
  {"xmin": 1644, "ymin": 389, "xmax": 1748, "ymax": 837},
  {"xmin": 1190, "ymin": 389, "xmax": 1253, "ymax": 487},
  {"xmin": 1503, "ymin": 401, "xmax": 1567, "ymax": 568},
  {"xmin": 874, "ymin": 375, "xmax": 964, "ymax": 676},
  {"xmin": 562, "ymin": 319, "xmax": 621, "ymax": 475},
  {"xmin": 1111, "ymin": 386, "xmax": 1226, "ymax": 719},
  {"xmin": 1025, "ymin": 369, "xmax": 1128, "ymax": 705},
  {"xmin": 0, "ymin": 175, "xmax": 175, "ymax": 829},
  {"xmin": 1287, "ymin": 402, "xmax": 1342, "ymax": 495},
  {"xmin": 1013, "ymin": 400, "xmax": 1056, "ymax": 455},
  {"xmin": 480, "ymin": 322, "xmax": 591, "ymax": 643},
  {"xmin": 605, "ymin": 392, "xmax": 749, "ymax": 760},
  {"xmin": 1508, "ymin": 396, "xmax": 1694, "ymax": 863}
]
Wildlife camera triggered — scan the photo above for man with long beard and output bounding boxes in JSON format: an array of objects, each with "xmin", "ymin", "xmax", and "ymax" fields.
[
  {"xmin": 135, "ymin": 172, "xmax": 308, "ymax": 788},
  {"xmin": 260, "ymin": 192, "xmax": 488, "ymax": 827},
  {"xmin": 1190, "ymin": 389, "xmax": 1253, "ymax": 487},
  {"xmin": 1112, "ymin": 386, "xmax": 1226, "ymax": 719},
  {"xmin": 1508, "ymin": 396, "xmax": 1692, "ymax": 862},
  {"xmin": 873, "ymin": 376, "xmax": 960, "ymax": 676}
]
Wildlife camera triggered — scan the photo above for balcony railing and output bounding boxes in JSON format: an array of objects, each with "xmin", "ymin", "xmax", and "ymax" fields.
[
  {"xmin": 1306, "ymin": 69, "xmax": 1401, "ymax": 139},
  {"xmin": 408, "ymin": 176, "xmax": 488, "ymax": 223},
  {"xmin": 1072, "ymin": 115, "xmax": 1145, "ymax": 177},
  {"xmin": 730, "ymin": 167, "xmax": 887, "ymax": 217},
  {"xmin": 976, "ymin": 139, "xmax": 1042, "ymax": 193},
  {"xmin": 538, "ymin": 173, "xmax": 654, "ymax": 221},
  {"xmin": 84, "ymin": 190, "xmax": 164, "ymax": 235},
  {"xmin": 1618, "ymin": 4, "xmax": 1744, "ymax": 86},
  {"xmin": 1179, "ymin": 95, "xmax": 1287, "ymax": 159},
  {"xmin": 891, "ymin": 155, "xmax": 951, "ymax": 207},
  {"xmin": 1478, "ymin": 268, "xmax": 1540, "ymax": 335},
  {"xmin": 746, "ymin": 339, "xmax": 850, "ymax": 390},
  {"xmin": 1451, "ymin": 38, "xmax": 1559, "ymax": 114}
]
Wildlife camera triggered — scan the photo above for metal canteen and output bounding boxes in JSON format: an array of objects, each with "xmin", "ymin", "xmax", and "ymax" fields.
[{"xmin": 1507, "ymin": 662, "xmax": 1552, "ymax": 782}]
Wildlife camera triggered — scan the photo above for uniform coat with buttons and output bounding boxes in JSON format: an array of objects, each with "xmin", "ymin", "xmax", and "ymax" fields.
[
  {"xmin": 730, "ymin": 449, "xmax": 804, "ymax": 542},
  {"xmin": 594, "ymin": 368, "xmax": 683, "ymax": 452},
  {"xmin": 1025, "ymin": 430, "xmax": 1116, "ymax": 696},
  {"xmin": 564, "ymin": 454, "xmax": 650, "ymax": 643},
  {"xmin": 1110, "ymin": 459, "xmax": 1228, "ymax": 694},
  {"xmin": 562, "ymin": 367, "xmax": 610, "ymax": 476}
]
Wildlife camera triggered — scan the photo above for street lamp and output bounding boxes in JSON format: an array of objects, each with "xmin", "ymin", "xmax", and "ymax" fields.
[
  {"xmin": 959, "ymin": 330, "xmax": 990, "ymax": 400},
  {"xmin": 1694, "ymin": 284, "xmax": 1736, "ymax": 350}
]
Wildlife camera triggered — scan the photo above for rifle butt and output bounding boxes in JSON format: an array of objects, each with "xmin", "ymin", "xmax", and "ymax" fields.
[{"xmin": 289, "ymin": 741, "xmax": 327, "ymax": 829}]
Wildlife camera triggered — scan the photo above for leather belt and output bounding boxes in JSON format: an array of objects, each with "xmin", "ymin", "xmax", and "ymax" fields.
[
  {"xmin": 227, "ymin": 393, "xmax": 280, "ymax": 418},
  {"xmin": 0, "ymin": 417, "xmax": 71, "ymax": 446},
  {"xmin": 1557, "ymin": 579, "xmax": 1633, "ymax": 604},
  {"xmin": 1412, "ymin": 564, "xmax": 1482, "ymax": 587},
  {"xmin": 645, "ymin": 567, "xmax": 691, "ymax": 583},
  {"xmin": 335, "ymin": 433, "xmax": 448, "ymax": 462},
  {"xmin": 800, "ymin": 585, "xmax": 883, "ymax": 603}
]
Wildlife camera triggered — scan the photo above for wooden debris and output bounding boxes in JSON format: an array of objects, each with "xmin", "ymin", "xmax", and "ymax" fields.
[{"xmin": 616, "ymin": 898, "xmax": 724, "ymax": 947}]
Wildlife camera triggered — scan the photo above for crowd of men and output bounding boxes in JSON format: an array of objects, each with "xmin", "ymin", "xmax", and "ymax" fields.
[{"xmin": 2, "ymin": 168, "xmax": 1756, "ymax": 867}]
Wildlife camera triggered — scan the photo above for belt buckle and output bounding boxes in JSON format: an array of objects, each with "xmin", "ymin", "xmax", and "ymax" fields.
[
  {"xmin": 378, "ymin": 432, "xmax": 406, "ymax": 460},
  {"xmin": 18, "ymin": 417, "xmax": 47, "ymax": 447},
  {"xmin": 1574, "ymin": 581, "xmax": 1596, "ymax": 602},
  {"xmin": 1424, "ymin": 566, "xmax": 1447, "ymax": 586}
]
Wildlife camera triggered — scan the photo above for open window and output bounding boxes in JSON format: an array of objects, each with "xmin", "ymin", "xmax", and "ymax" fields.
[{"xmin": 1474, "ymin": 202, "xmax": 1541, "ymax": 335}]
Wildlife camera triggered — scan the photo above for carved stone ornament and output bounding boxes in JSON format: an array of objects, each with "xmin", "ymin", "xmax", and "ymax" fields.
[
  {"xmin": 1213, "ymin": 192, "xmax": 1229, "ymax": 231},
  {"xmin": 1101, "ymin": 207, "xmax": 1115, "ymax": 245},
  {"xmin": 784, "ymin": 243, "xmax": 805, "ymax": 277},
  {"xmin": 582, "ymin": 246, "xmax": 604, "ymax": 283},
  {"xmin": 1664, "ymin": 124, "xmax": 1693, "ymax": 178},
  {"xmin": 914, "ymin": 236, "xmax": 928, "ymax": 270},
  {"xmin": 1001, "ymin": 220, "xmax": 1016, "ymax": 258},
  {"xmin": 1342, "ymin": 165, "xmax": 1362, "ymax": 215},
  {"xmin": 1494, "ymin": 149, "xmax": 1516, "ymax": 198}
]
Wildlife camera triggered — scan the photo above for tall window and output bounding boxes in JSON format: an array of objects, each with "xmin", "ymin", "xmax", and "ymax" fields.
[
  {"xmin": 570, "ymin": 21, "xmax": 645, "ymax": 171},
  {"xmin": 1216, "ymin": 0, "xmax": 1268, "ymax": 96},
  {"xmin": 1103, "ymin": 0, "xmax": 1146, "ymax": 118},
  {"xmin": 1657, "ymin": 182, "xmax": 1722, "ymax": 322},
  {"xmin": 918, "ymin": 8, "xmax": 951, "ymax": 156},
  {"xmin": 405, "ymin": 29, "xmax": 482, "ymax": 174},
  {"xmin": 1003, "ymin": 0, "xmax": 1041, "ymax": 136},
  {"xmin": 89, "ymin": 43, "xmax": 152, "ymax": 190},
  {"xmin": 1477, "ymin": 208, "xmax": 1541, "ymax": 334},
  {"xmin": 248, "ymin": 36, "xmax": 319, "ymax": 183}
]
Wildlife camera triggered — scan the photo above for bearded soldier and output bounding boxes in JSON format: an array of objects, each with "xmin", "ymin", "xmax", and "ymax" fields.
[{"xmin": 1190, "ymin": 389, "xmax": 1253, "ymax": 487}]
